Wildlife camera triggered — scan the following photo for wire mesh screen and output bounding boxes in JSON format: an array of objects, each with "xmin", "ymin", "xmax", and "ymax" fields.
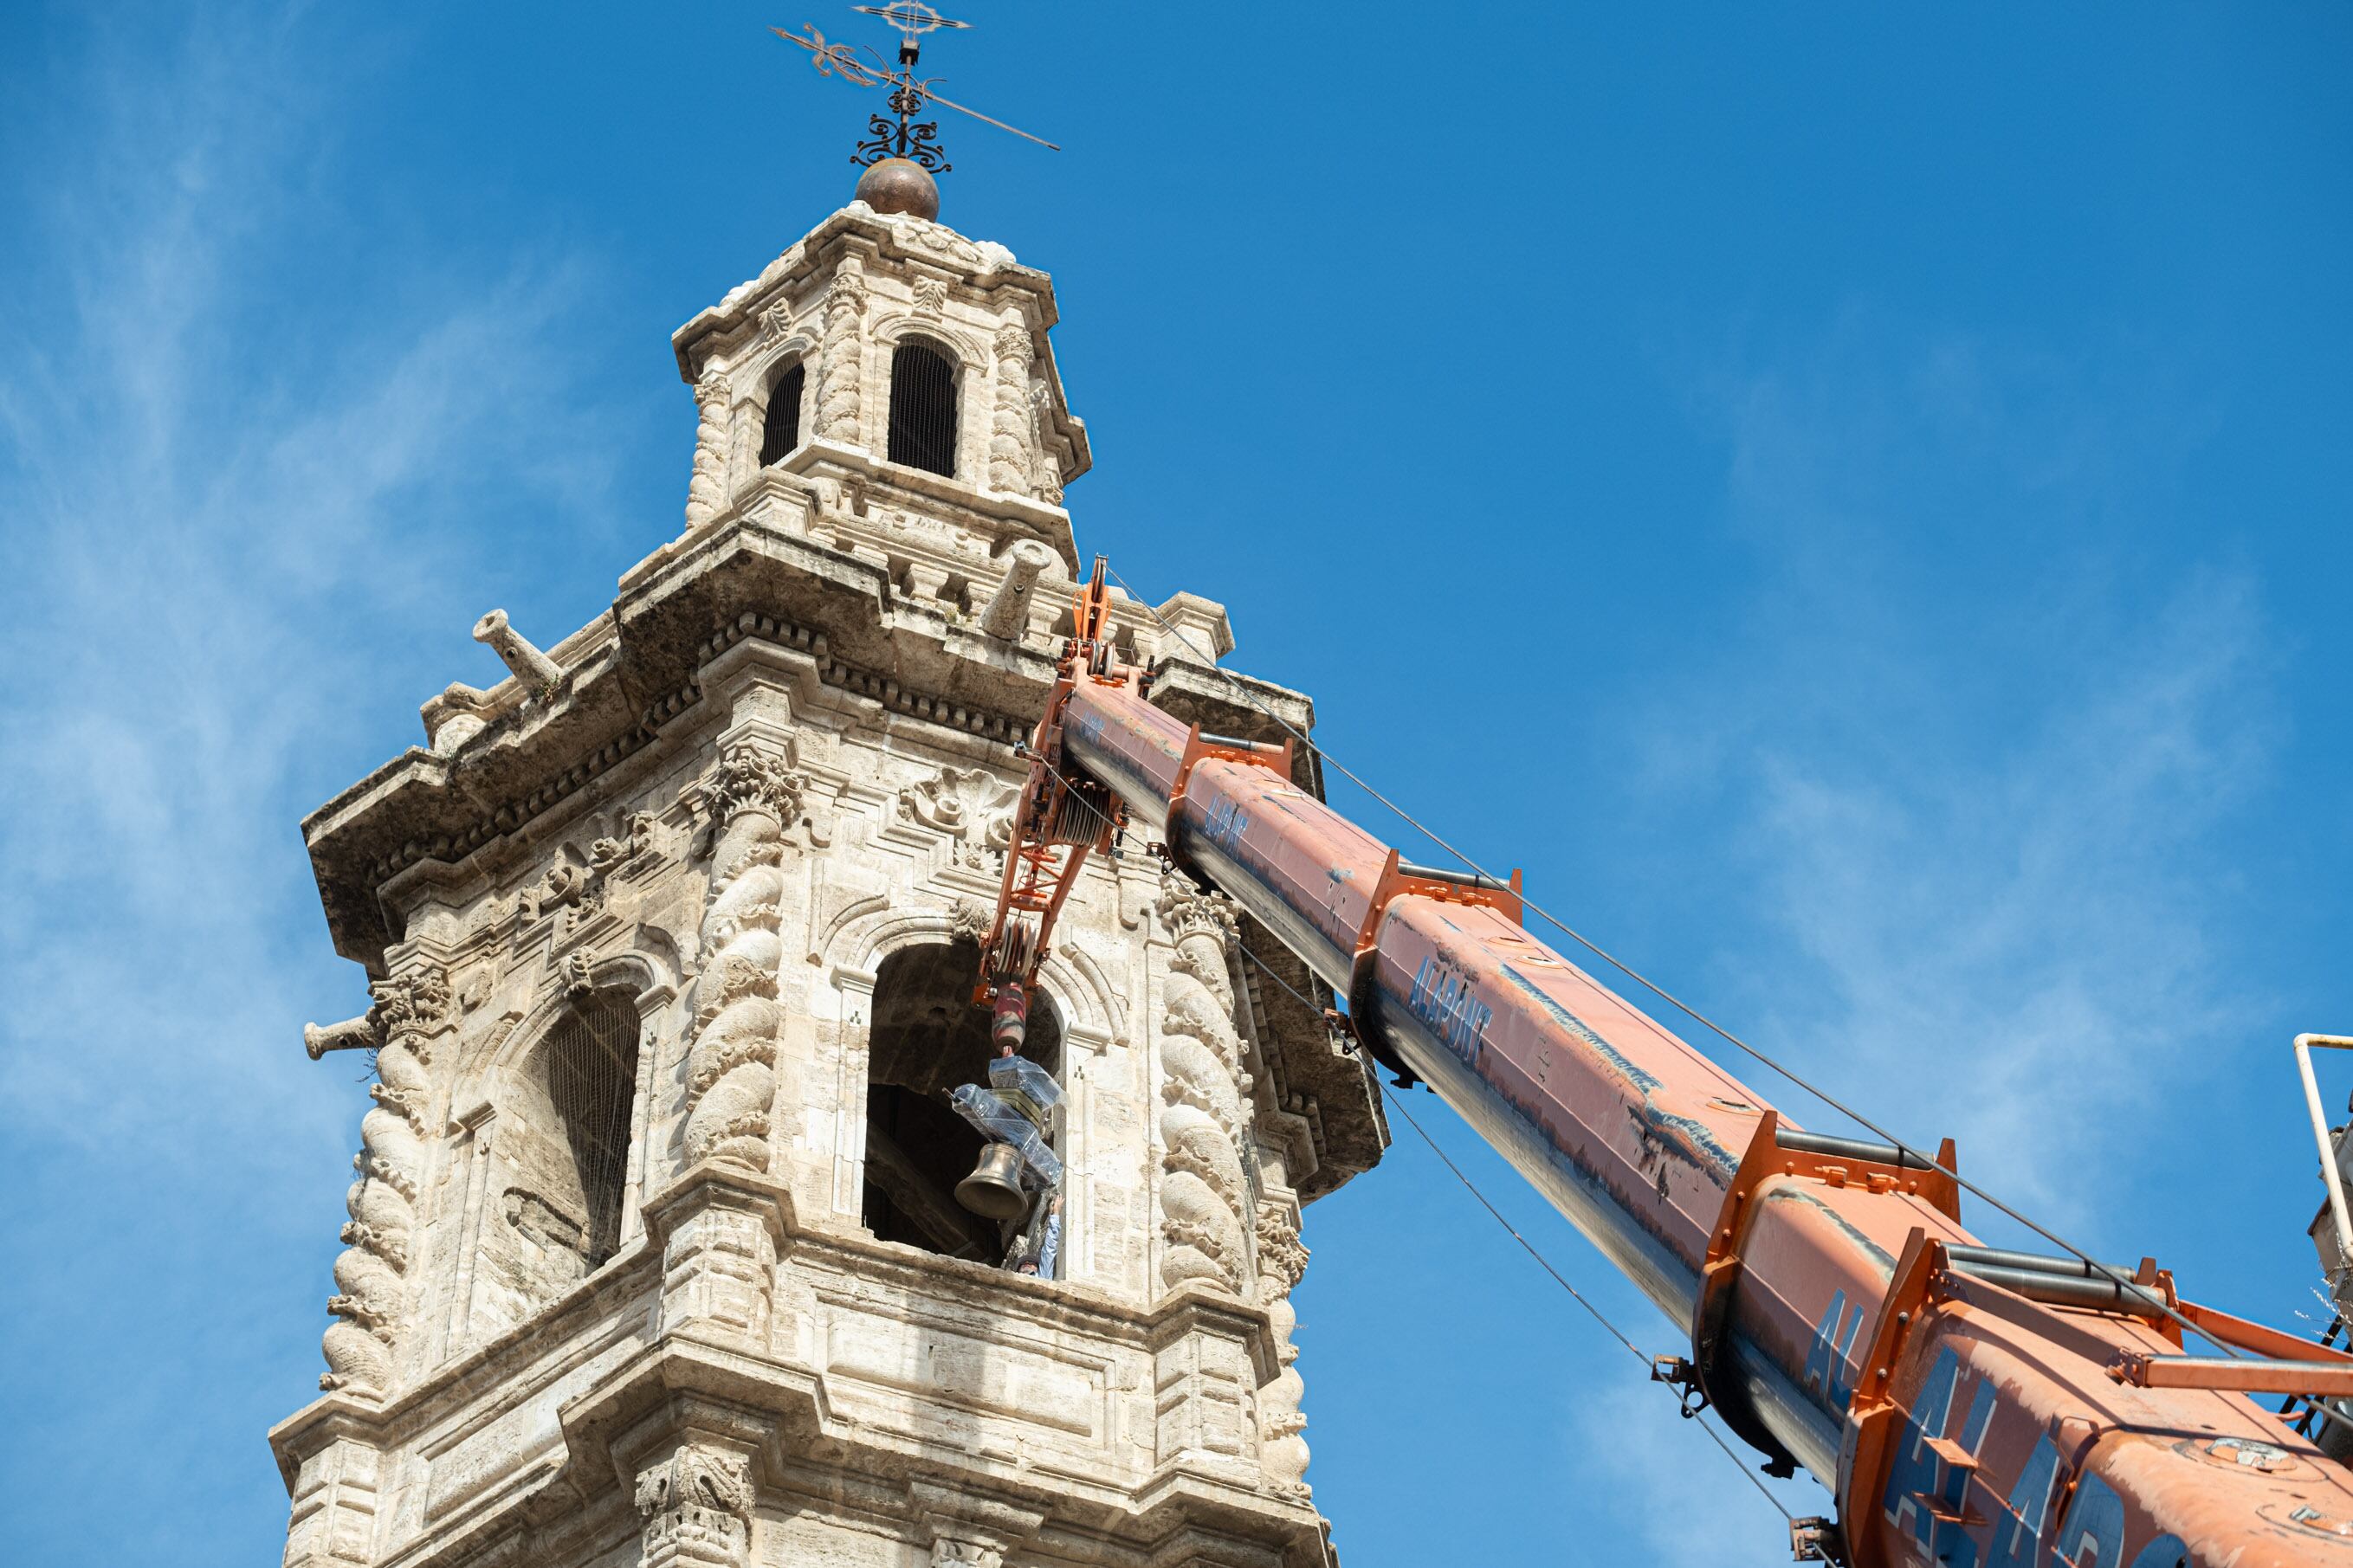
[
  {"xmin": 760, "ymin": 362, "xmax": 805, "ymax": 466},
  {"xmin": 546, "ymin": 990, "xmax": 642, "ymax": 1268},
  {"xmin": 887, "ymin": 342, "xmax": 958, "ymax": 476}
]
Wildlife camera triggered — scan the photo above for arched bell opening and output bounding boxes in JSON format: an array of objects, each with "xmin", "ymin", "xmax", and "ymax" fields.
[
  {"xmin": 473, "ymin": 984, "xmax": 644, "ymax": 1333},
  {"xmin": 863, "ymin": 938, "xmax": 1061, "ymax": 1266}
]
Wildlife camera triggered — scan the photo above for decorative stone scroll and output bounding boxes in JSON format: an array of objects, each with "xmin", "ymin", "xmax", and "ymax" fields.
[
  {"xmin": 680, "ymin": 742, "xmax": 804, "ymax": 1171},
  {"xmin": 986, "ymin": 322, "xmax": 1037, "ymax": 497},
  {"xmin": 1153, "ymin": 871, "xmax": 1252, "ymax": 1297},
  {"xmin": 897, "ymin": 764, "xmax": 1016, "ymax": 868},
  {"xmin": 635, "ymin": 1443, "xmax": 754, "ymax": 1568},
  {"xmin": 320, "ymin": 965, "xmax": 451, "ymax": 1397},
  {"xmin": 815, "ymin": 267, "xmax": 867, "ymax": 445},
  {"xmin": 685, "ymin": 361, "xmax": 733, "ymax": 531}
]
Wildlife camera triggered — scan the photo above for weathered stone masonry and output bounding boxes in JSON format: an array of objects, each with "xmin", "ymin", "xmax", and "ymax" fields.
[{"xmin": 274, "ymin": 181, "xmax": 1386, "ymax": 1568}]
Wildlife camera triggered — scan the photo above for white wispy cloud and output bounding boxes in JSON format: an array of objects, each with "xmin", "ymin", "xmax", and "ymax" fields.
[
  {"xmin": 0, "ymin": 3, "xmax": 624, "ymax": 1177},
  {"xmin": 1632, "ymin": 313, "xmax": 2271, "ymax": 1226}
]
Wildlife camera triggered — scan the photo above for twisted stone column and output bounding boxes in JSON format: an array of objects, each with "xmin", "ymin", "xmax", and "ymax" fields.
[
  {"xmin": 814, "ymin": 268, "xmax": 866, "ymax": 445},
  {"xmin": 684, "ymin": 361, "xmax": 732, "ymax": 531},
  {"xmin": 1153, "ymin": 872, "xmax": 1251, "ymax": 1296},
  {"xmin": 635, "ymin": 1443, "xmax": 754, "ymax": 1568},
  {"xmin": 986, "ymin": 322, "xmax": 1036, "ymax": 497},
  {"xmin": 320, "ymin": 967, "xmax": 449, "ymax": 1397},
  {"xmin": 682, "ymin": 743, "xmax": 803, "ymax": 1172},
  {"xmin": 1255, "ymin": 1203, "xmax": 1313, "ymax": 1496}
]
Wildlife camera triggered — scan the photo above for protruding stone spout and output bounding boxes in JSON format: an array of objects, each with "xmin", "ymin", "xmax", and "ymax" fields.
[
  {"xmin": 305, "ymin": 1015, "xmax": 378, "ymax": 1060},
  {"xmin": 472, "ymin": 609, "xmax": 564, "ymax": 692},
  {"xmin": 978, "ymin": 541, "xmax": 1057, "ymax": 642}
]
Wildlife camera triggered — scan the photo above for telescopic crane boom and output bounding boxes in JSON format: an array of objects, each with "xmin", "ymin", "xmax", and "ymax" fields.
[{"xmin": 981, "ymin": 559, "xmax": 2353, "ymax": 1568}]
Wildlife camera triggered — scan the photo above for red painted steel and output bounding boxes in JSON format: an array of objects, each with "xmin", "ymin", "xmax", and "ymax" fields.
[{"xmin": 1030, "ymin": 621, "xmax": 2353, "ymax": 1568}]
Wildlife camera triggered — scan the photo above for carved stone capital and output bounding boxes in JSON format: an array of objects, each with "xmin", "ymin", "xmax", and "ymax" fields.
[
  {"xmin": 992, "ymin": 320, "xmax": 1033, "ymax": 368},
  {"xmin": 1254, "ymin": 1201, "xmax": 1309, "ymax": 1294},
  {"xmin": 369, "ymin": 967, "xmax": 452, "ymax": 1049},
  {"xmin": 694, "ymin": 742, "xmax": 805, "ymax": 828},
  {"xmin": 635, "ymin": 1442, "xmax": 753, "ymax": 1568},
  {"xmin": 1154, "ymin": 869, "xmax": 1238, "ymax": 949}
]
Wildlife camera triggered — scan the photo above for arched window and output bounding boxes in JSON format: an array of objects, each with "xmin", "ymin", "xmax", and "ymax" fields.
[
  {"xmin": 887, "ymin": 341, "xmax": 958, "ymax": 477},
  {"xmin": 540, "ymin": 987, "xmax": 642, "ymax": 1268},
  {"xmin": 760, "ymin": 361, "xmax": 805, "ymax": 466},
  {"xmin": 863, "ymin": 939, "xmax": 1061, "ymax": 1268}
]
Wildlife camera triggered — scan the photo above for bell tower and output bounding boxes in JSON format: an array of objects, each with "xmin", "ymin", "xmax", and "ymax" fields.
[{"xmin": 272, "ymin": 132, "xmax": 1387, "ymax": 1568}]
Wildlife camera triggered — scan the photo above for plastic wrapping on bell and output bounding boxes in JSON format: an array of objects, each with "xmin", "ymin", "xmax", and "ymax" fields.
[
  {"xmin": 948, "ymin": 1084, "xmax": 1063, "ymax": 1185},
  {"xmin": 988, "ymin": 1053, "xmax": 1062, "ymax": 1128}
]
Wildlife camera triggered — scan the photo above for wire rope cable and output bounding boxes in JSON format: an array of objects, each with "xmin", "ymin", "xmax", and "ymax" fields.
[
  {"xmin": 1099, "ymin": 563, "xmax": 2293, "ymax": 1378},
  {"xmin": 1230, "ymin": 937, "xmax": 1798, "ymax": 1521}
]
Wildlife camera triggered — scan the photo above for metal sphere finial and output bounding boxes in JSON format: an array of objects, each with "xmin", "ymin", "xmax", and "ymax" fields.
[{"xmin": 856, "ymin": 157, "xmax": 940, "ymax": 220}]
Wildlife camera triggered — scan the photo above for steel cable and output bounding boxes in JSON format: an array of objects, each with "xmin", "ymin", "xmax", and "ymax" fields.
[
  {"xmin": 1231, "ymin": 939, "xmax": 1799, "ymax": 1523},
  {"xmin": 1099, "ymin": 563, "xmax": 2305, "ymax": 1384}
]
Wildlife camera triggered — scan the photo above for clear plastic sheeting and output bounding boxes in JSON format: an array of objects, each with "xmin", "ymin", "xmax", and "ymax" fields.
[
  {"xmin": 988, "ymin": 1053, "xmax": 1062, "ymax": 1127},
  {"xmin": 948, "ymin": 1083, "xmax": 1063, "ymax": 1186}
]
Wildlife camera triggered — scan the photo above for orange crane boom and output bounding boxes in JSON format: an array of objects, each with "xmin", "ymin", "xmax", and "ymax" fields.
[{"xmin": 982, "ymin": 559, "xmax": 2353, "ymax": 1568}]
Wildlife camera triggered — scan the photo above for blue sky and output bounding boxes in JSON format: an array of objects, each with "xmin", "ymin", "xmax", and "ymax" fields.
[{"xmin": 3, "ymin": 2, "xmax": 2350, "ymax": 1562}]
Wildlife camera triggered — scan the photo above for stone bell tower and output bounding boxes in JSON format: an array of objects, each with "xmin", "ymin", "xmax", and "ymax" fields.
[{"xmin": 271, "ymin": 157, "xmax": 1388, "ymax": 1568}]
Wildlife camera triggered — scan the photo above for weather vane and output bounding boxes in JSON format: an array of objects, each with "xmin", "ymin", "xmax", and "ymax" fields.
[{"xmin": 770, "ymin": 3, "xmax": 1060, "ymax": 177}]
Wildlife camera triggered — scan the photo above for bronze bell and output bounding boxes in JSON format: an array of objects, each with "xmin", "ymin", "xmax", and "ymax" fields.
[{"xmin": 954, "ymin": 1142, "xmax": 1030, "ymax": 1220}]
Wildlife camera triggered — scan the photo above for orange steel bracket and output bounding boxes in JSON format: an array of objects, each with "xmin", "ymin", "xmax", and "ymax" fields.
[
  {"xmin": 1343, "ymin": 849, "xmax": 1523, "ymax": 1087},
  {"xmin": 1690, "ymin": 1115, "xmax": 1962, "ymax": 1484},
  {"xmin": 1162, "ymin": 722, "xmax": 1294, "ymax": 871},
  {"xmin": 1837, "ymin": 1228, "xmax": 1954, "ymax": 1568},
  {"xmin": 2109, "ymin": 1352, "xmax": 2353, "ymax": 1397}
]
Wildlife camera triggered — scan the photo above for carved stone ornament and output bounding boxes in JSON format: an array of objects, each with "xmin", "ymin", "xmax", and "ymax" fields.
[
  {"xmin": 911, "ymin": 278, "xmax": 947, "ymax": 318},
  {"xmin": 694, "ymin": 742, "xmax": 805, "ymax": 829},
  {"xmin": 815, "ymin": 268, "xmax": 868, "ymax": 444},
  {"xmin": 685, "ymin": 360, "xmax": 733, "ymax": 531},
  {"xmin": 1153, "ymin": 872, "xmax": 1238, "ymax": 948},
  {"xmin": 986, "ymin": 322, "xmax": 1038, "ymax": 497},
  {"xmin": 897, "ymin": 765, "xmax": 1017, "ymax": 868},
  {"xmin": 635, "ymin": 1444, "xmax": 753, "ymax": 1568},
  {"xmin": 758, "ymin": 299, "xmax": 793, "ymax": 341},
  {"xmin": 1153, "ymin": 869, "xmax": 1251, "ymax": 1298},
  {"xmin": 369, "ymin": 967, "xmax": 452, "ymax": 1048},
  {"xmin": 930, "ymin": 1542, "xmax": 1003, "ymax": 1568}
]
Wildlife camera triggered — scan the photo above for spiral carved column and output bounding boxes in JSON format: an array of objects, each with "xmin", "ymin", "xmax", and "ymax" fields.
[
  {"xmin": 1254, "ymin": 1203, "xmax": 1313, "ymax": 1496},
  {"xmin": 986, "ymin": 322, "xmax": 1037, "ymax": 497},
  {"xmin": 814, "ymin": 268, "xmax": 866, "ymax": 446},
  {"xmin": 1153, "ymin": 872, "xmax": 1252, "ymax": 1297},
  {"xmin": 684, "ymin": 361, "xmax": 732, "ymax": 531},
  {"xmin": 682, "ymin": 743, "xmax": 804, "ymax": 1172},
  {"xmin": 320, "ymin": 967, "xmax": 449, "ymax": 1397}
]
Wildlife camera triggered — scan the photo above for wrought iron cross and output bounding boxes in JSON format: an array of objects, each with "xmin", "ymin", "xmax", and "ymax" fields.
[{"xmin": 770, "ymin": 3, "xmax": 1060, "ymax": 176}]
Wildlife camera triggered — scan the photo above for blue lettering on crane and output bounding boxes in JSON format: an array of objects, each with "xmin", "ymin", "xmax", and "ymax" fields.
[
  {"xmin": 1406, "ymin": 956, "xmax": 1493, "ymax": 1068},
  {"xmin": 1801, "ymin": 1292, "xmax": 1866, "ymax": 1412},
  {"xmin": 1985, "ymin": 1436, "xmax": 2063, "ymax": 1568},
  {"xmin": 1880, "ymin": 1347, "xmax": 1999, "ymax": 1568},
  {"xmin": 2052, "ymin": 1474, "xmax": 2126, "ymax": 1568},
  {"xmin": 1202, "ymin": 797, "xmax": 1251, "ymax": 852}
]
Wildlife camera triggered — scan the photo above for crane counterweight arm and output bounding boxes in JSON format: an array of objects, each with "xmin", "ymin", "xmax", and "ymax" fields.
[{"xmin": 979, "ymin": 556, "xmax": 2353, "ymax": 1568}]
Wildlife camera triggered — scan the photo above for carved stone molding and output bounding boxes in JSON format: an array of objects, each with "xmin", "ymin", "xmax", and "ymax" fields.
[{"xmin": 635, "ymin": 1442, "xmax": 754, "ymax": 1568}]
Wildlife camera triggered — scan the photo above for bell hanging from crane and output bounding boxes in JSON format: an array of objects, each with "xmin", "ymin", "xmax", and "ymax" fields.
[{"xmin": 953, "ymin": 1142, "xmax": 1029, "ymax": 1220}]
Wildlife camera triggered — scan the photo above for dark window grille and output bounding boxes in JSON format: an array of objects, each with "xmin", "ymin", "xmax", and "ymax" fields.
[
  {"xmin": 888, "ymin": 342, "xmax": 957, "ymax": 477},
  {"xmin": 760, "ymin": 362, "xmax": 805, "ymax": 466},
  {"xmin": 545, "ymin": 990, "xmax": 641, "ymax": 1268}
]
